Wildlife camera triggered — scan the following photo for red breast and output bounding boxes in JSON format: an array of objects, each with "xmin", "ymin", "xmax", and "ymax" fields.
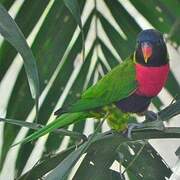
[{"xmin": 135, "ymin": 63, "xmax": 169, "ymax": 97}]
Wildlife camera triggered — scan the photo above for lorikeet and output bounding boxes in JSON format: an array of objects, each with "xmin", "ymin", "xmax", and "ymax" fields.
[{"xmin": 13, "ymin": 29, "xmax": 169, "ymax": 145}]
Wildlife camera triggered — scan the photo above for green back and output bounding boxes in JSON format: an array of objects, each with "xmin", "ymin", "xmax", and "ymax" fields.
[{"xmin": 69, "ymin": 56, "xmax": 137, "ymax": 112}]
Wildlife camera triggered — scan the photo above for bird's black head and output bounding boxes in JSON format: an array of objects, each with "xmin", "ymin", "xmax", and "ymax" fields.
[{"xmin": 135, "ymin": 29, "xmax": 169, "ymax": 67}]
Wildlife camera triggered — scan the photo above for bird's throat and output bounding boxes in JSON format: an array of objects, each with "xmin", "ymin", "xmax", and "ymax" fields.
[{"xmin": 135, "ymin": 63, "xmax": 169, "ymax": 97}]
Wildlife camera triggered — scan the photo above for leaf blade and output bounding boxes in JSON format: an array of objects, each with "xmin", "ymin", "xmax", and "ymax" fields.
[
  {"xmin": 0, "ymin": 4, "xmax": 39, "ymax": 100},
  {"xmin": 63, "ymin": 0, "xmax": 85, "ymax": 61}
]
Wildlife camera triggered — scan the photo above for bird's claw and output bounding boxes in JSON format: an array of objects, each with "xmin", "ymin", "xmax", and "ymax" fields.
[
  {"xmin": 123, "ymin": 120, "xmax": 165, "ymax": 139},
  {"xmin": 123, "ymin": 123, "xmax": 144, "ymax": 139},
  {"xmin": 145, "ymin": 110, "xmax": 158, "ymax": 122}
]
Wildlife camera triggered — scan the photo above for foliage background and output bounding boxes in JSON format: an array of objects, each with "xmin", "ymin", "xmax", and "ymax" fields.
[{"xmin": 0, "ymin": 0, "xmax": 180, "ymax": 179}]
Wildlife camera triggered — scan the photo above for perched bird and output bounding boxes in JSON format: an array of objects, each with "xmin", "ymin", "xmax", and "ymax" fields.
[
  {"xmin": 54, "ymin": 29, "xmax": 169, "ymax": 130},
  {"xmin": 13, "ymin": 29, "xmax": 170, "ymax": 145}
]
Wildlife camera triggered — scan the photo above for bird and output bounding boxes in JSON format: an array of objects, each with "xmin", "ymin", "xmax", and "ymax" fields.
[
  {"xmin": 54, "ymin": 29, "xmax": 169, "ymax": 131},
  {"xmin": 12, "ymin": 29, "xmax": 170, "ymax": 145}
]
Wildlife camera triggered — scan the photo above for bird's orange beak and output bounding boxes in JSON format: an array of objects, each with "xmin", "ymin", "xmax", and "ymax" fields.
[{"xmin": 141, "ymin": 42, "xmax": 152, "ymax": 63}]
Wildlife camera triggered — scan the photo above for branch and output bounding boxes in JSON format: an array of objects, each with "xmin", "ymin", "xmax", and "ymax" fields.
[
  {"xmin": 90, "ymin": 100, "xmax": 180, "ymax": 148},
  {"xmin": 15, "ymin": 100, "xmax": 180, "ymax": 179}
]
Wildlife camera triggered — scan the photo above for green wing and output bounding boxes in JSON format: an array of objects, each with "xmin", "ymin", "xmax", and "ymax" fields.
[
  {"xmin": 12, "ymin": 57, "xmax": 136, "ymax": 146},
  {"xmin": 68, "ymin": 56, "xmax": 137, "ymax": 112}
]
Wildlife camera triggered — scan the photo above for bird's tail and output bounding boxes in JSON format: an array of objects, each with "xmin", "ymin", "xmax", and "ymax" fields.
[{"xmin": 12, "ymin": 112, "xmax": 91, "ymax": 147}]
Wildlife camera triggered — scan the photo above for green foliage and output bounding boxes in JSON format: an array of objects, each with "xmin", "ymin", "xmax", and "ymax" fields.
[{"xmin": 0, "ymin": 4, "xmax": 39, "ymax": 107}]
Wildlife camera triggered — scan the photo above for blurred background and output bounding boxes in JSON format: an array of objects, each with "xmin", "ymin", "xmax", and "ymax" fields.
[{"xmin": 0, "ymin": 0, "xmax": 180, "ymax": 179}]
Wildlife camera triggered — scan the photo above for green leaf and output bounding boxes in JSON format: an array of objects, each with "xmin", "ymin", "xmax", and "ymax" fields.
[
  {"xmin": 11, "ymin": 112, "xmax": 89, "ymax": 147},
  {"xmin": 1, "ymin": 1, "xmax": 81, "ymax": 173},
  {"xmin": 152, "ymin": 97, "xmax": 163, "ymax": 110},
  {"xmin": 0, "ymin": 4, "xmax": 39, "ymax": 100},
  {"xmin": 1, "ymin": 1, "xmax": 180, "ymax": 179},
  {"xmin": 45, "ymin": 118, "xmax": 105, "ymax": 180},
  {"xmin": 98, "ymin": 11, "xmax": 131, "ymax": 59},
  {"xmin": 63, "ymin": 0, "xmax": 85, "ymax": 61},
  {"xmin": 45, "ymin": 44, "xmax": 94, "ymax": 152},
  {"xmin": 46, "ymin": 141, "xmax": 89, "ymax": 180},
  {"xmin": 0, "ymin": 0, "xmax": 50, "ymax": 171},
  {"xmin": 104, "ymin": 0, "xmax": 141, "ymax": 39},
  {"xmin": 17, "ymin": 145, "xmax": 77, "ymax": 180},
  {"xmin": 0, "ymin": 5, "xmax": 40, "ymax": 170},
  {"xmin": 158, "ymin": 100, "xmax": 180, "ymax": 121},
  {"xmin": 0, "ymin": 118, "xmax": 41, "ymax": 130},
  {"xmin": 92, "ymin": 128, "xmax": 180, "ymax": 148},
  {"xmin": 81, "ymin": 128, "xmax": 180, "ymax": 179},
  {"xmin": 99, "ymin": 39, "xmax": 119, "ymax": 68},
  {"xmin": 19, "ymin": 126, "xmax": 180, "ymax": 180},
  {"xmin": 165, "ymin": 72, "xmax": 180, "ymax": 96},
  {"xmin": 43, "ymin": 11, "xmax": 93, "ymax": 152},
  {"xmin": 74, "ymin": 139, "xmax": 171, "ymax": 180},
  {"xmin": 1, "ymin": 1, "xmax": 80, "ymax": 173},
  {"xmin": 73, "ymin": 138, "xmax": 118, "ymax": 180},
  {"xmin": 63, "ymin": 0, "xmax": 82, "ymax": 29},
  {"xmin": 0, "ymin": 0, "xmax": 14, "ymax": 10},
  {"xmin": 0, "ymin": 117, "xmax": 86, "ymax": 141},
  {"xmin": 74, "ymin": 164, "xmax": 123, "ymax": 180},
  {"xmin": 119, "ymin": 142, "xmax": 171, "ymax": 179},
  {"xmin": 0, "ymin": 0, "xmax": 49, "ymax": 81},
  {"xmin": 14, "ymin": 1, "xmax": 86, "ymax": 175},
  {"xmin": 129, "ymin": 0, "xmax": 180, "ymax": 44}
]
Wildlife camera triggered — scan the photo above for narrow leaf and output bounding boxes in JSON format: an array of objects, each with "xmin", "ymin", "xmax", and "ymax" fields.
[
  {"xmin": 63, "ymin": 0, "xmax": 82, "ymax": 28},
  {"xmin": 74, "ymin": 164, "xmax": 123, "ymax": 180},
  {"xmin": 11, "ymin": 112, "xmax": 89, "ymax": 147},
  {"xmin": 0, "ymin": 117, "xmax": 87, "ymax": 141},
  {"xmin": 46, "ymin": 141, "xmax": 88, "ymax": 180},
  {"xmin": 0, "ymin": 4, "xmax": 39, "ymax": 106},
  {"xmin": 1, "ymin": 1, "xmax": 79, "ymax": 172},
  {"xmin": 17, "ymin": 145, "xmax": 77, "ymax": 180},
  {"xmin": 0, "ymin": 1, "xmax": 50, "ymax": 171},
  {"xmin": 63, "ymin": 0, "xmax": 85, "ymax": 61},
  {"xmin": 45, "ymin": 118, "xmax": 106, "ymax": 180}
]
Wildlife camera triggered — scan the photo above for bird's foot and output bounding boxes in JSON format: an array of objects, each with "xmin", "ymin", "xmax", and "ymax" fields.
[
  {"xmin": 144, "ymin": 110, "xmax": 158, "ymax": 122},
  {"xmin": 123, "ymin": 123, "xmax": 144, "ymax": 139},
  {"xmin": 123, "ymin": 120, "xmax": 165, "ymax": 139}
]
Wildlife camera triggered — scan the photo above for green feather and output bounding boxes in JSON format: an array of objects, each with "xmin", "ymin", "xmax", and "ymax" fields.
[
  {"xmin": 68, "ymin": 56, "xmax": 137, "ymax": 112},
  {"xmin": 12, "ymin": 56, "xmax": 137, "ymax": 146},
  {"xmin": 11, "ymin": 112, "xmax": 90, "ymax": 147}
]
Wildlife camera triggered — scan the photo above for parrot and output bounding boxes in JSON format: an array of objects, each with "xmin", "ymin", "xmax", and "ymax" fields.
[{"xmin": 12, "ymin": 29, "xmax": 169, "ymax": 146}]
